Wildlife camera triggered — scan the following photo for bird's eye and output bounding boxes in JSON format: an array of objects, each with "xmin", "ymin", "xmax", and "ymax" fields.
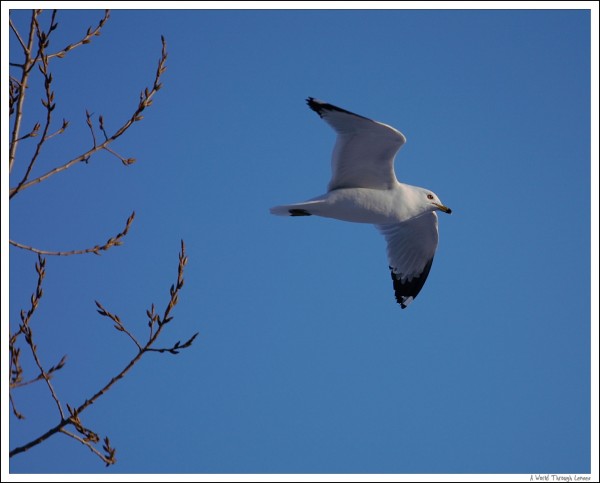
[{"xmin": 427, "ymin": 194, "xmax": 434, "ymax": 200}]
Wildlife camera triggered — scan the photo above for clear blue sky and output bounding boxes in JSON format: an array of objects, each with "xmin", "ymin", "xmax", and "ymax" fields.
[{"xmin": 5, "ymin": 6, "xmax": 595, "ymax": 476}]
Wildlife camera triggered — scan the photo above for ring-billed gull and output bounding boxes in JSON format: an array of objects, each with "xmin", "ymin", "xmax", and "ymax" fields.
[{"xmin": 270, "ymin": 98, "xmax": 452, "ymax": 309}]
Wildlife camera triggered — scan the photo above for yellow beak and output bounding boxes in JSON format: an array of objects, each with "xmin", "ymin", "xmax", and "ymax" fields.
[{"xmin": 434, "ymin": 203, "xmax": 452, "ymax": 214}]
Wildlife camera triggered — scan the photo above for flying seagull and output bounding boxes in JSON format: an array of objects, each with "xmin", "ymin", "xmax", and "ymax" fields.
[{"xmin": 270, "ymin": 98, "xmax": 452, "ymax": 309}]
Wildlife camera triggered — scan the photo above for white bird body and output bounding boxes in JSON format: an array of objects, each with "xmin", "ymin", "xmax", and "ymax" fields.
[
  {"xmin": 271, "ymin": 184, "xmax": 430, "ymax": 225},
  {"xmin": 270, "ymin": 98, "xmax": 451, "ymax": 308}
]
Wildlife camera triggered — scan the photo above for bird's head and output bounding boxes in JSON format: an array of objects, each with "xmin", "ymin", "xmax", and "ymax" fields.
[
  {"xmin": 416, "ymin": 188, "xmax": 452, "ymax": 214},
  {"xmin": 423, "ymin": 189, "xmax": 452, "ymax": 215}
]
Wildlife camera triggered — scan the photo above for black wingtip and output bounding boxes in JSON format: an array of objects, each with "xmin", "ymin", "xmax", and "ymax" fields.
[
  {"xmin": 306, "ymin": 97, "xmax": 325, "ymax": 118},
  {"xmin": 306, "ymin": 97, "xmax": 372, "ymax": 122},
  {"xmin": 289, "ymin": 209, "xmax": 312, "ymax": 217},
  {"xmin": 389, "ymin": 258, "xmax": 435, "ymax": 309}
]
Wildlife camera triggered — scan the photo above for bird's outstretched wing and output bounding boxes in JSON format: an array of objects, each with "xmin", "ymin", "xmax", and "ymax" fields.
[
  {"xmin": 376, "ymin": 212, "xmax": 439, "ymax": 308},
  {"xmin": 306, "ymin": 98, "xmax": 406, "ymax": 191}
]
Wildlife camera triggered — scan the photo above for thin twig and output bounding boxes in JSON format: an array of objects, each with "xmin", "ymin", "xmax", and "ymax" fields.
[
  {"xmin": 18, "ymin": 255, "xmax": 45, "ymax": 333},
  {"xmin": 44, "ymin": 118, "xmax": 69, "ymax": 141},
  {"xmin": 59, "ymin": 429, "xmax": 116, "ymax": 466},
  {"xmin": 44, "ymin": 10, "xmax": 110, "ymax": 61},
  {"xmin": 145, "ymin": 332, "xmax": 199, "ymax": 354},
  {"xmin": 16, "ymin": 256, "xmax": 66, "ymax": 420},
  {"xmin": 10, "ymin": 74, "xmax": 24, "ymax": 86},
  {"xmin": 9, "ymin": 17, "xmax": 28, "ymax": 52},
  {"xmin": 160, "ymin": 239, "xmax": 187, "ymax": 327},
  {"xmin": 99, "ymin": 115, "xmax": 108, "ymax": 140},
  {"xmin": 11, "ymin": 355, "xmax": 67, "ymax": 389},
  {"xmin": 95, "ymin": 301, "xmax": 142, "ymax": 351},
  {"xmin": 10, "ymin": 393, "xmax": 26, "ymax": 420},
  {"xmin": 14, "ymin": 122, "xmax": 41, "ymax": 142},
  {"xmin": 86, "ymin": 110, "xmax": 97, "ymax": 148},
  {"xmin": 103, "ymin": 145, "xmax": 136, "ymax": 166},
  {"xmin": 22, "ymin": 325, "xmax": 66, "ymax": 420},
  {"xmin": 9, "ymin": 79, "xmax": 20, "ymax": 115},
  {"xmin": 9, "ymin": 331, "xmax": 23, "ymax": 386},
  {"xmin": 9, "ymin": 211, "xmax": 136, "ymax": 256},
  {"xmin": 147, "ymin": 303, "xmax": 159, "ymax": 340}
]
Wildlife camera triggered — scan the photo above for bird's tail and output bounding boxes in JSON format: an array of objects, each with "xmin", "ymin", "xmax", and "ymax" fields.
[{"xmin": 270, "ymin": 200, "xmax": 325, "ymax": 217}]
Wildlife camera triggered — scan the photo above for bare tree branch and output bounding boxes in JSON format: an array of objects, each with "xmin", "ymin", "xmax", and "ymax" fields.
[
  {"xmin": 45, "ymin": 10, "xmax": 110, "ymax": 61},
  {"xmin": 10, "ymin": 16, "xmax": 57, "ymax": 198},
  {"xmin": 10, "ymin": 242, "xmax": 197, "ymax": 463},
  {"xmin": 44, "ymin": 118, "xmax": 69, "ymax": 141},
  {"xmin": 103, "ymin": 145, "xmax": 136, "ymax": 165},
  {"xmin": 11, "ymin": 355, "xmax": 67, "ymax": 389},
  {"xmin": 9, "ymin": 11, "xmax": 194, "ymax": 467},
  {"xmin": 10, "ymin": 256, "xmax": 66, "ymax": 420},
  {"xmin": 80, "ymin": 241, "xmax": 194, "ymax": 416},
  {"xmin": 60, "ymin": 429, "xmax": 116, "ymax": 466},
  {"xmin": 14, "ymin": 122, "xmax": 41, "ymax": 142},
  {"xmin": 10, "ymin": 393, "xmax": 26, "ymax": 420},
  {"xmin": 95, "ymin": 301, "xmax": 142, "ymax": 352},
  {"xmin": 10, "ymin": 211, "xmax": 136, "ymax": 256},
  {"xmin": 10, "ymin": 17, "xmax": 28, "ymax": 52},
  {"xmin": 9, "ymin": 10, "xmax": 41, "ymax": 173},
  {"xmin": 9, "ymin": 36, "xmax": 168, "ymax": 198},
  {"xmin": 145, "ymin": 332, "xmax": 199, "ymax": 355},
  {"xmin": 85, "ymin": 109, "xmax": 97, "ymax": 148},
  {"xmin": 21, "ymin": 322, "xmax": 66, "ymax": 420}
]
